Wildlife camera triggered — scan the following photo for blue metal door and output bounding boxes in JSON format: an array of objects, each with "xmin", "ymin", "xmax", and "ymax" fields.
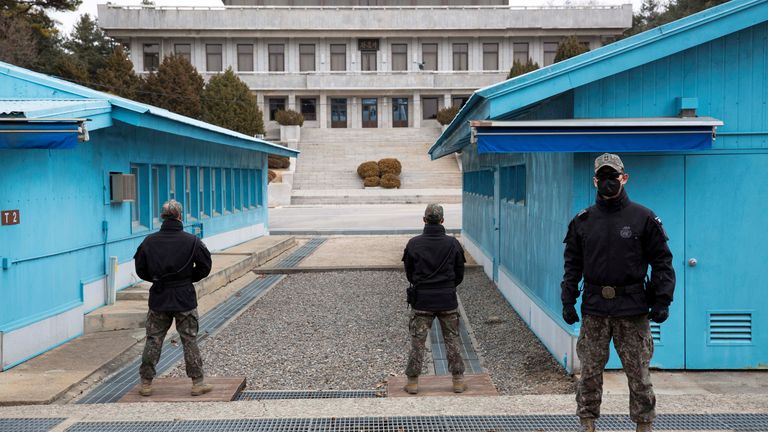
[{"xmin": 684, "ymin": 154, "xmax": 768, "ymax": 369}]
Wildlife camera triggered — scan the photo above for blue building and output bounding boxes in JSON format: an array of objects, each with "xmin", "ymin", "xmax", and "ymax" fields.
[
  {"xmin": 0, "ymin": 62, "xmax": 298, "ymax": 370},
  {"xmin": 431, "ymin": 0, "xmax": 768, "ymax": 371}
]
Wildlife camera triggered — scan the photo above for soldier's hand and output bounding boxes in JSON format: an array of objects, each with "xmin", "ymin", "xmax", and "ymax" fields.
[
  {"xmin": 648, "ymin": 305, "xmax": 669, "ymax": 323},
  {"xmin": 562, "ymin": 304, "xmax": 580, "ymax": 325}
]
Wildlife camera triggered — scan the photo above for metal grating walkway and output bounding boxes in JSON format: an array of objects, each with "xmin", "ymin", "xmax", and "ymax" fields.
[
  {"xmin": 0, "ymin": 418, "xmax": 65, "ymax": 432},
  {"xmin": 78, "ymin": 275, "xmax": 284, "ymax": 404},
  {"xmin": 64, "ymin": 414, "xmax": 768, "ymax": 431},
  {"xmin": 430, "ymin": 317, "xmax": 482, "ymax": 375},
  {"xmin": 274, "ymin": 238, "xmax": 327, "ymax": 268},
  {"xmin": 236, "ymin": 390, "xmax": 380, "ymax": 401}
]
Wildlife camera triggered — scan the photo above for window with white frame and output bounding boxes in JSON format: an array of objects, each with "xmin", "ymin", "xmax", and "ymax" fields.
[
  {"xmin": 206, "ymin": 44, "xmax": 223, "ymax": 72},
  {"xmin": 513, "ymin": 42, "xmax": 529, "ymax": 64},
  {"xmin": 544, "ymin": 42, "xmax": 559, "ymax": 66},
  {"xmin": 237, "ymin": 44, "xmax": 254, "ymax": 72},
  {"xmin": 199, "ymin": 168, "xmax": 208, "ymax": 218},
  {"xmin": 330, "ymin": 44, "xmax": 346, "ymax": 71},
  {"xmin": 482, "ymin": 43, "xmax": 498, "ymax": 70},
  {"xmin": 453, "ymin": 43, "xmax": 468, "ymax": 71},
  {"xmin": 299, "ymin": 44, "xmax": 316, "ymax": 72},
  {"xmin": 268, "ymin": 44, "xmax": 285, "ymax": 72},
  {"xmin": 391, "ymin": 44, "xmax": 407, "ymax": 71},
  {"xmin": 174, "ymin": 44, "xmax": 191, "ymax": 63},
  {"xmin": 213, "ymin": 168, "xmax": 221, "ymax": 215},
  {"xmin": 422, "ymin": 43, "xmax": 437, "ymax": 71},
  {"xmin": 152, "ymin": 166, "xmax": 160, "ymax": 225},
  {"xmin": 360, "ymin": 50, "xmax": 376, "ymax": 71},
  {"xmin": 185, "ymin": 167, "xmax": 196, "ymax": 221}
]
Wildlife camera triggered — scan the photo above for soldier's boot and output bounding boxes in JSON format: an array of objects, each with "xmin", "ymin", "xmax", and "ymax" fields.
[
  {"xmin": 452, "ymin": 374, "xmax": 467, "ymax": 393},
  {"xmin": 191, "ymin": 378, "xmax": 213, "ymax": 396},
  {"xmin": 635, "ymin": 422, "xmax": 653, "ymax": 432},
  {"xmin": 139, "ymin": 379, "xmax": 153, "ymax": 397},
  {"xmin": 404, "ymin": 376, "xmax": 418, "ymax": 394},
  {"xmin": 579, "ymin": 418, "xmax": 596, "ymax": 432}
]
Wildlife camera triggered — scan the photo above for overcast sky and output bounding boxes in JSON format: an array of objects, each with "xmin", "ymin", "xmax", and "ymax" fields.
[{"xmin": 50, "ymin": 0, "xmax": 645, "ymax": 36}]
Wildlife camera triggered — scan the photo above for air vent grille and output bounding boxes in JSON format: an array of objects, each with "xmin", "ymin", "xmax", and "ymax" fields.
[{"xmin": 709, "ymin": 312, "xmax": 752, "ymax": 344}]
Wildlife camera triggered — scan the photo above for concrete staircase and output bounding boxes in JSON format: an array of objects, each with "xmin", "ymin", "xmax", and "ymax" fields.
[
  {"xmin": 83, "ymin": 236, "xmax": 296, "ymax": 334},
  {"xmin": 290, "ymin": 128, "xmax": 462, "ymax": 205}
]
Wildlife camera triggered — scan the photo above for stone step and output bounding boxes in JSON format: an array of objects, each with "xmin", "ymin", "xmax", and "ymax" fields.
[
  {"xmin": 290, "ymin": 188, "xmax": 462, "ymax": 205},
  {"xmin": 86, "ymin": 235, "xmax": 296, "ymax": 333}
]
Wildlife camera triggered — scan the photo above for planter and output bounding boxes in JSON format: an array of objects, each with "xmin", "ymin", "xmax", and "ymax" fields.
[{"xmin": 279, "ymin": 125, "xmax": 301, "ymax": 148}]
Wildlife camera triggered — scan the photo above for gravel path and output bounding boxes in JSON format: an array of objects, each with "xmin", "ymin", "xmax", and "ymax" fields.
[
  {"xmin": 166, "ymin": 271, "xmax": 413, "ymax": 390},
  {"xmin": 458, "ymin": 269, "xmax": 575, "ymax": 395}
]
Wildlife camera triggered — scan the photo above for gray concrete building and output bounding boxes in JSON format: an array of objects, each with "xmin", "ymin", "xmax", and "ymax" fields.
[{"xmin": 97, "ymin": 1, "xmax": 632, "ymax": 133}]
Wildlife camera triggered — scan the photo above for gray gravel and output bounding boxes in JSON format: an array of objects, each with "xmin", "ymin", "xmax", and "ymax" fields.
[
  {"xmin": 458, "ymin": 269, "xmax": 575, "ymax": 395},
  {"xmin": 166, "ymin": 271, "xmax": 413, "ymax": 390}
]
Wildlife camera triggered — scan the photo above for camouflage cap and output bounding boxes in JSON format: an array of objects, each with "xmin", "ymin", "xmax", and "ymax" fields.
[
  {"xmin": 594, "ymin": 153, "xmax": 625, "ymax": 173},
  {"xmin": 424, "ymin": 203, "xmax": 444, "ymax": 222}
]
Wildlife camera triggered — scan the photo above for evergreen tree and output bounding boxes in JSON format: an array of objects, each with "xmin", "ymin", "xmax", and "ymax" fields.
[
  {"xmin": 52, "ymin": 54, "xmax": 89, "ymax": 84},
  {"xmin": 139, "ymin": 54, "xmax": 205, "ymax": 119},
  {"xmin": 202, "ymin": 68, "xmax": 265, "ymax": 136},
  {"xmin": 507, "ymin": 58, "xmax": 540, "ymax": 79},
  {"xmin": 0, "ymin": 13, "xmax": 40, "ymax": 68},
  {"xmin": 623, "ymin": 0, "xmax": 731, "ymax": 37},
  {"xmin": 63, "ymin": 14, "xmax": 113, "ymax": 80},
  {"xmin": 96, "ymin": 45, "xmax": 142, "ymax": 99},
  {"xmin": 554, "ymin": 36, "xmax": 590, "ymax": 63}
]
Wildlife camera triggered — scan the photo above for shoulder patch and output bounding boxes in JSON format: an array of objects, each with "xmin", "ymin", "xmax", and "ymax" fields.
[
  {"xmin": 652, "ymin": 216, "xmax": 669, "ymax": 241},
  {"xmin": 577, "ymin": 208, "xmax": 589, "ymax": 220}
]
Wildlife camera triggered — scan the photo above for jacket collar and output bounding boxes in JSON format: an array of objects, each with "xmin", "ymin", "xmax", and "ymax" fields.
[
  {"xmin": 595, "ymin": 188, "xmax": 630, "ymax": 213},
  {"xmin": 422, "ymin": 223, "xmax": 446, "ymax": 236},
  {"xmin": 160, "ymin": 218, "xmax": 184, "ymax": 232}
]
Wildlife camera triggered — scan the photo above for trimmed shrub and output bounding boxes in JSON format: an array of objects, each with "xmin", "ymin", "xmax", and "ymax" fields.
[
  {"xmin": 436, "ymin": 105, "xmax": 461, "ymax": 126},
  {"xmin": 268, "ymin": 155, "xmax": 290, "ymax": 169},
  {"xmin": 268, "ymin": 169, "xmax": 277, "ymax": 183},
  {"xmin": 554, "ymin": 36, "xmax": 590, "ymax": 63},
  {"xmin": 274, "ymin": 109, "xmax": 304, "ymax": 126},
  {"xmin": 378, "ymin": 158, "xmax": 402, "ymax": 176},
  {"xmin": 507, "ymin": 58, "xmax": 540, "ymax": 79},
  {"xmin": 380, "ymin": 173, "xmax": 401, "ymax": 189},
  {"xmin": 363, "ymin": 176, "xmax": 381, "ymax": 187},
  {"xmin": 357, "ymin": 161, "xmax": 380, "ymax": 179}
]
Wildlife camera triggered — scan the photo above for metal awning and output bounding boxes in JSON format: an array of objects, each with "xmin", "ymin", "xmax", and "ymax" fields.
[
  {"xmin": 471, "ymin": 117, "xmax": 724, "ymax": 153},
  {"xmin": 0, "ymin": 119, "xmax": 86, "ymax": 149}
]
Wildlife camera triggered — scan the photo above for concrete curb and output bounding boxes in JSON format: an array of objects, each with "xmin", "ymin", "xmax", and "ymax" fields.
[
  {"xmin": 254, "ymin": 265, "xmax": 484, "ymax": 274},
  {"xmin": 269, "ymin": 229, "xmax": 461, "ymax": 236}
]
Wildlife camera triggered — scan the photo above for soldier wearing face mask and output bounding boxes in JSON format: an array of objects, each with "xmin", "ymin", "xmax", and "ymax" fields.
[{"xmin": 561, "ymin": 153, "xmax": 675, "ymax": 432}]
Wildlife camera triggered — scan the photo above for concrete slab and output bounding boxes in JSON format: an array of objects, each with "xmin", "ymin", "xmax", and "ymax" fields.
[
  {"xmin": 118, "ymin": 377, "xmax": 246, "ymax": 403},
  {"xmin": 603, "ymin": 370, "xmax": 768, "ymax": 395},
  {"xmin": 269, "ymin": 204, "xmax": 461, "ymax": 232},
  {"xmin": 387, "ymin": 374, "xmax": 498, "ymax": 398}
]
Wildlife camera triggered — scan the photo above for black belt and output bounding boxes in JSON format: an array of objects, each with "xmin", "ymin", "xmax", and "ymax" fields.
[{"xmin": 584, "ymin": 282, "xmax": 644, "ymax": 300}]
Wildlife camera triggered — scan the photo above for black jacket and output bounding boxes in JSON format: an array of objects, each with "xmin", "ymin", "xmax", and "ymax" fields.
[
  {"xmin": 403, "ymin": 224, "xmax": 466, "ymax": 311},
  {"xmin": 561, "ymin": 189, "xmax": 675, "ymax": 317},
  {"xmin": 134, "ymin": 219, "xmax": 212, "ymax": 312}
]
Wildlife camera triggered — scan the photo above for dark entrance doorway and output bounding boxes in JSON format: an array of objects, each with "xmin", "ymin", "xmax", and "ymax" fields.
[
  {"xmin": 331, "ymin": 98, "xmax": 347, "ymax": 128},
  {"xmin": 362, "ymin": 98, "xmax": 378, "ymax": 128},
  {"xmin": 392, "ymin": 98, "xmax": 408, "ymax": 128}
]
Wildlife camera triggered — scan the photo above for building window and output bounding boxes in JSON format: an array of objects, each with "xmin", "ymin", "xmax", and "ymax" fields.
[
  {"xmin": 391, "ymin": 43, "xmax": 407, "ymax": 71},
  {"xmin": 143, "ymin": 44, "xmax": 160, "ymax": 72},
  {"xmin": 463, "ymin": 170, "xmax": 494, "ymax": 197},
  {"xmin": 237, "ymin": 44, "xmax": 254, "ymax": 72},
  {"xmin": 501, "ymin": 164, "xmax": 527, "ymax": 205},
  {"xmin": 131, "ymin": 165, "xmax": 141, "ymax": 227},
  {"xmin": 200, "ymin": 168, "xmax": 209, "ymax": 218},
  {"xmin": 151, "ymin": 166, "xmax": 160, "ymax": 226},
  {"xmin": 169, "ymin": 166, "xmax": 177, "ymax": 201},
  {"xmin": 361, "ymin": 50, "xmax": 376, "ymax": 71},
  {"xmin": 268, "ymin": 97, "xmax": 286, "ymax": 121},
  {"xmin": 234, "ymin": 169, "xmax": 243, "ymax": 211},
  {"xmin": 225, "ymin": 169, "xmax": 233, "ymax": 213},
  {"xmin": 251, "ymin": 169, "xmax": 261, "ymax": 207},
  {"xmin": 213, "ymin": 168, "xmax": 221, "ymax": 215},
  {"xmin": 174, "ymin": 44, "xmax": 191, "ymax": 63},
  {"xmin": 452, "ymin": 96, "xmax": 469, "ymax": 108},
  {"xmin": 482, "ymin": 43, "xmax": 498, "ymax": 71},
  {"xmin": 330, "ymin": 44, "xmax": 346, "ymax": 71},
  {"xmin": 300, "ymin": 98, "xmax": 317, "ymax": 121},
  {"xmin": 513, "ymin": 42, "xmax": 529, "ymax": 64},
  {"xmin": 544, "ymin": 42, "xmax": 559, "ymax": 66},
  {"xmin": 185, "ymin": 167, "xmax": 197, "ymax": 221},
  {"xmin": 268, "ymin": 44, "xmax": 285, "ymax": 72},
  {"xmin": 422, "ymin": 43, "xmax": 437, "ymax": 71},
  {"xmin": 299, "ymin": 44, "xmax": 315, "ymax": 72},
  {"xmin": 453, "ymin": 43, "xmax": 468, "ymax": 71},
  {"xmin": 422, "ymin": 97, "xmax": 439, "ymax": 120},
  {"xmin": 206, "ymin": 44, "xmax": 223, "ymax": 72}
]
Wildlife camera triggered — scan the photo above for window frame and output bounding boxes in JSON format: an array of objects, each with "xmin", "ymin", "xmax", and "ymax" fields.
[
  {"xmin": 237, "ymin": 44, "xmax": 254, "ymax": 72},
  {"xmin": 268, "ymin": 97, "xmax": 287, "ymax": 121},
  {"xmin": 206, "ymin": 43, "xmax": 223, "ymax": 72},
  {"xmin": 391, "ymin": 43, "xmax": 408, "ymax": 72},
  {"xmin": 421, "ymin": 43, "xmax": 438, "ymax": 71},
  {"xmin": 185, "ymin": 166, "xmax": 198, "ymax": 222},
  {"xmin": 482, "ymin": 42, "xmax": 499, "ymax": 71},
  {"xmin": 268, "ymin": 44, "xmax": 285, "ymax": 72},
  {"xmin": 299, "ymin": 44, "xmax": 316, "ymax": 72},
  {"xmin": 300, "ymin": 98, "xmax": 317, "ymax": 121},
  {"xmin": 513, "ymin": 42, "xmax": 529, "ymax": 64},
  {"xmin": 543, "ymin": 41, "xmax": 559, "ymax": 66},
  {"xmin": 143, "ymin": 43, "xmax": 160, "ymax": 72},
  {"xmin": 360, "ymin": 50, "xmax": 377, "ymax": 71},
  {"xmin": 422, "ymin": 96, "xmax": 439, "ymax": 120},
  {"xmin": 330, "ymin": 44, "xmax": 346, "ymax": 71},
  {"xmin": 452, "ymin": 43, "xmax": 468, "ymax": 71},
  {"xmin": 174, "ymin": 43, "xmax": 191, "ymax": 63}
]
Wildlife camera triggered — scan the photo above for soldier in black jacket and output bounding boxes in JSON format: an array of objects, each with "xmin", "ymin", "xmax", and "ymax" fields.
[
  {"xmin": 561, "ymin": 154, "xmax": 675, "ymax": 432},
  {"xmin": 134, "ymin": 200, "xmax": 213, "ymax": 397},
  {"xmin": 402, "ymin": 204, "xmax": 466, "ymax": 394}
]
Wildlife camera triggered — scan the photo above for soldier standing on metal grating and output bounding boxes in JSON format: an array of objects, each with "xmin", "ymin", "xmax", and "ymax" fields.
[{"xmin": 561, "ymin": 153, "xmax": 676, "ymax": 432}]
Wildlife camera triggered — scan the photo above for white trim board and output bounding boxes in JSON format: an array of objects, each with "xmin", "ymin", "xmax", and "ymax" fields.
[
  {"xmin": 203, "ymin": 223, "xmax": 266, "ymax": 252},
  {"xmin": 0, "ymin": 305, "xmax": 83, "ymax": 370}
]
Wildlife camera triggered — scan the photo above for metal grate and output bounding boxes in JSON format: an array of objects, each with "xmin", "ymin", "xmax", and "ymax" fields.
[
  {"xmin": 431, "ymin": 316, "xmax": 483, "ymax": 375},
  {"xmin": 709, "ymin": 312, "xmax": 752, "ymax": 344},
  {"xmin": 64, "ymin": 414, "xmax": 768, "ymax": 431},
  {"xmin": 236, "ymin": 389, "xmax": 381, "ymax": 401},
  {"xmin": 0, "ymin": 418, "xmax": 65, "ymax": 432},
  {"xmin": 274, "ymin": 238, "xmax": 326, "ymax": 268},
  {"xmin": 78, "ymin": 275, "xmax": 284, "ymax": 404}
]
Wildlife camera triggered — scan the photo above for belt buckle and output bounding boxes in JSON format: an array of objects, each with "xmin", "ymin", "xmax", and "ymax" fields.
[{"xmin": 601, "ymin": 286, "xmax": 616, "ymax": 300}]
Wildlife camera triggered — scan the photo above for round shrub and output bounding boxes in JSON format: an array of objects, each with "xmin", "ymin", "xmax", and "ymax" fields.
[
  {"xmin": 436, "ymin": 105, "xmax": 460, "ymax": 125},
  {"xmin": 380, "ymin": 173, "xmax": 401, "ymax": 189},
  {"xmin": 274, "ymin": 109, "xmax": 304, "ymax": 126},
  {"xmin": 378, "ymin": 158, "xmax": 402, "ymax": 176},
  {"xmin": 268, "ymin": 155, "xmax": 290, "ymax": 169},
  {"xmin": 357, "ymin": 161, "xmax": 380, "ymax": 179},
  {"xmin": 268, "ymin": 169, "xmax": 277, "ymax": 183},
  {"xmin": 363, "ymin": 176, "xmax": 381, "ymax": 187}
]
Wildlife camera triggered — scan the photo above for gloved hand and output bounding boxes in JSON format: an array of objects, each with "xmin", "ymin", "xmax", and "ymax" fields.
[
  {"xmin": 648, "ymin": 304, "xmax": 669, "ymax": 323},
  {"xmin": 562, "ymin": 304, "xmax": 580, "ymax": 325}
]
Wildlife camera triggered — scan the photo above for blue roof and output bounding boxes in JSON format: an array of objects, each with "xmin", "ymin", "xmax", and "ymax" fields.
[
  {"xmin": 0, "ymin": 99, "xmax": 112, "ymax": 120},
  {"xmin": 429, "ymin": 0, "xmax": 768, "ymax": 159},
  {"xmin": 0, "ymin": 61, "xmax": 298, "ymax": 158}
]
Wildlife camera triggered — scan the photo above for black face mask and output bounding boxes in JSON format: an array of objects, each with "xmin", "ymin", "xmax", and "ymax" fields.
[{"xmin": 597, "ymin": 178, "xmax": 621, "ymax": 197}]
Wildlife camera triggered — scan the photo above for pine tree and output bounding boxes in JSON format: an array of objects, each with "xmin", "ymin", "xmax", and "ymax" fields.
[
  {"xmin": 52, "ymin": 54, "xmax": 89, "ymax": 84},
  {"xmin": 554, "ymin": 36, "xmax": 590, "ymax": 63},
  {"xmin": 622, "ymin": 0, "xmax": 731, "ymax": 38},
  {"xmin": 139, "ymin": 54, "xmax": 205, "ymax": 119},
  {"xmin": 63, "ymin": 14, "xmax": 114, "ymax": 80},
  {"xmin": 0, "ymin": 13, "xmax": 39, "ymax": 68},
  {"xmin": 202, "ymin": 68, "xmax": 265, "ymax": 136},
  {"xmin": 507, "ymin": 58, "xmax": 540, "ymax": 79},
  {"xmin": 96, "ymin": 45, "xmax": 142, "ymax": 99}
]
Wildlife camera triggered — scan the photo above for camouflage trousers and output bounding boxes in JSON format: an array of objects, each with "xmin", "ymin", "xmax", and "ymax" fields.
[
  {"xmin": 405, "ymin": 309, "xmax": 465, "ymax": 377},
  {"xmin": 139, "ymin": 309, "xmax": 204, "ymax": 381},
  {"xmin": 576, "ymin": 314, "xmax": 655, "ymax": 424}
]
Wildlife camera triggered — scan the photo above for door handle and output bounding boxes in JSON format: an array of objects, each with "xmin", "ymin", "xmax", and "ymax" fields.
[{"xmin": 688, "ymin": 258, "xmax": 698, "ymax": 267}]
